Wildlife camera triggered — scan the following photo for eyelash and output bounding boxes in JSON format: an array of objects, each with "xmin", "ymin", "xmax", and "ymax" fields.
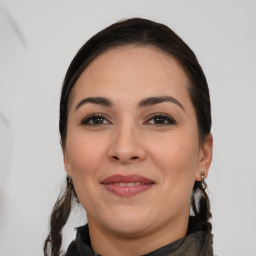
[
  {"xmin": 81, "ymin": 113, "xmax": 110, "ymax": 126},
  {"xmin": 146, "ymin": 113, "xmax": 176, "ymax": 126},
  {"xmin": 80, "ymin": 113, "xmax": 176, "ymax": 127}
]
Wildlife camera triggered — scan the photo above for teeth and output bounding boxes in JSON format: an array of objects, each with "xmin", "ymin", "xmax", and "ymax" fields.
[{"xmin": 114, "ymin": 182, "xmax": 141, "ymax": 186}]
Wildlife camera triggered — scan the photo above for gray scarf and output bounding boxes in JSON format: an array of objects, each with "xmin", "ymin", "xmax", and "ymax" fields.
[{"xmin": 65, "ymin": 218, "xmax": 213, "ymax": 256}]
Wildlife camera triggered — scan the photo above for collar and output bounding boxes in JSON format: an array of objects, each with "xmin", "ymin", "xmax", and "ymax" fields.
[{"xmin": 65, "ymin": 217, "xmax": 213, "ymax": 256}]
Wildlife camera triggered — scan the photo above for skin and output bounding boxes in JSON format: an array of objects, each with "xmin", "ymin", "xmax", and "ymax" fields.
[{"xmin": 64, "ymin": 45, "xmax": 213, "ymax": 256}]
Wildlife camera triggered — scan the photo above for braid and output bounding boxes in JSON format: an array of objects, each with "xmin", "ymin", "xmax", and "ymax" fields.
[
  {"xmin": 44, "ymin": 180, "xmax": 75, "ymax": 256},
  {"xmin": 191, "ymin": 181, "xmax": 212, "ymax": 232}
]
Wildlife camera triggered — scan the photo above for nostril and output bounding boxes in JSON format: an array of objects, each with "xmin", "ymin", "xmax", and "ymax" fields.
[{"xmin": 111, "ymin": 155, "xmax": 138, "ymax": 161}]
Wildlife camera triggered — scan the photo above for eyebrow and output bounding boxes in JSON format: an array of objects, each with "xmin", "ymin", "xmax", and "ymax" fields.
[
  {"xmin": 75, "ymin": 96, "xmax": 185, "ymax": 111},
  {"xmin": 138, "ymin": 96, "xmax": 185, "ymax": 110},
  {"xmin": 75, "ymin": 97, "xmax": 112, "ymax": 110}
]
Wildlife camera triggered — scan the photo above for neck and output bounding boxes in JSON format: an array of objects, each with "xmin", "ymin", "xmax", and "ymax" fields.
[{"xmin": 88, "ymin": 214, "xmax": 189, "ymax": 256}]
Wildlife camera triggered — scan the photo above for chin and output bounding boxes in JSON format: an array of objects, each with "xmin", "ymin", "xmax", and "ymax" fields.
[{"xmin": 101, "ymin": 208, "xmax": 154, "ymax": 237}]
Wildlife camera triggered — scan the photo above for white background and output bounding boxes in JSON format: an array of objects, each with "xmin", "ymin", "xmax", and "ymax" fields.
[{"xmin": 0, "ymin": 1, "xmax": 256, "ymax": 255}]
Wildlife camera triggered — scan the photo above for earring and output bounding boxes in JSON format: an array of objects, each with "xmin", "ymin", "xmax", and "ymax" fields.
[
  {"xmin": 201, "ymin": 171, "xmax": 208, "ymax": 190},
  {"xmin": 67, "ymin": 176, "xmax": 74, "ymax": 190}
]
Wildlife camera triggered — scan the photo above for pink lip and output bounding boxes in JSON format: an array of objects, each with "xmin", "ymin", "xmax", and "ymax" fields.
[{"xmin": 101, "ymin": 175, "xmax": 155, "ymax": 197}]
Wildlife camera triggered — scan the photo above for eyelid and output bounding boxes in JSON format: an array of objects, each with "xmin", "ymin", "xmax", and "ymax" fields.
[
  {"xmin": 80, "ymin": 112, "xmax": 176, "ymax": 126},
  {"xmin": 80, "ymin": 113, "xmax": 111, "ymax": 126},
  {"xmin": 144, "ymin": 112, "xmax": 176, "ymax": 125}
]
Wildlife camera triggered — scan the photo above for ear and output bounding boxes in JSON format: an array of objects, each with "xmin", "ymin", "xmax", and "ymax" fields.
[
  {"xmin": 63, "ymin": 146, "xmax": 72, "ymax": 177},
  {"xmin": 195, "ymin": 133, "xmax": 213, "ymax": 181}
]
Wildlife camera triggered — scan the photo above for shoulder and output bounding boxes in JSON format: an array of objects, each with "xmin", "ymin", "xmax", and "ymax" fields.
[
  {"xmin": 64, "ymin": 240, "xmax": 80, "ymax": 256},
  {"xmin": 64, "ymin": 224, "xmax": 96, "ymax": 256}
]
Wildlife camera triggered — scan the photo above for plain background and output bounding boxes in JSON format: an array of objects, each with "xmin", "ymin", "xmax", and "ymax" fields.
[{"xmin": 0, "ymin": 1, "xmax": 256, "ymax": 255}]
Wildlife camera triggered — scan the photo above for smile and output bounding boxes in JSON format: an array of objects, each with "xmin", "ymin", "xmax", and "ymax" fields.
[{"xmin": 101, "ymin": 175, "xmax": 155, "ymax": 197}]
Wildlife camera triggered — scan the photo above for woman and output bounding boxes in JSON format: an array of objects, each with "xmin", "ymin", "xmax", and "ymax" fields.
[{"xmin": 44, "ymin": 18, "xmax": 213, "ymax": 256}]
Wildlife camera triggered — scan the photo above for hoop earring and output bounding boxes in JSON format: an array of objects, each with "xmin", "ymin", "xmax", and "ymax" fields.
[{"xmin": 201, "ymin": 171, "xmax": 208, "ymax": 190}]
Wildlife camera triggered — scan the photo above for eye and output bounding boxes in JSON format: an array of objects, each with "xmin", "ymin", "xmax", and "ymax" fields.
[
  {"xmin": 145, "ymin": 113, "xmax": 176, "ymax": 126},
  {"xmin": 81, "ymin": 113, "xmax": 111, "ymax": 126}
]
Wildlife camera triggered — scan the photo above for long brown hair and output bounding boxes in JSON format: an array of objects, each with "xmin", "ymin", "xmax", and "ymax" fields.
[{"xmin": 44, "ymin": 17, "xmax": 212, "ymax": 256}]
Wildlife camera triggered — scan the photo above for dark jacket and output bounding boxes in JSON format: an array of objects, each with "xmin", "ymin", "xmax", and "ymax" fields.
[{"xmin": 65, "ymin": 217, "xmax": 213, "ymax": 256}]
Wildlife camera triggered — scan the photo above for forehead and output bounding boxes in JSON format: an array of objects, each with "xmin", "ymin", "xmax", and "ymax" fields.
[{"xmin": 70, "ymin": 45, "xmax": 190, "ymax": 108}]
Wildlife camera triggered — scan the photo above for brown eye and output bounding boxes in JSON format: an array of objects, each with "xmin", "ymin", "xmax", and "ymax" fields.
[
  {"xmin": 81, "ymin": 114, "xmax": 110, "ymax": 126},
  {"xmin": 146, "ymin": 114, "xmax": 176, "ymax": 126}
]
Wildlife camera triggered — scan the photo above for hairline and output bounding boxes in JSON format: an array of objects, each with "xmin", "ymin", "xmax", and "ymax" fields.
[
  {"xmin": 67, "ymin": 43, "xmax": 191, "ymax": 111},
  {"xmin": 63, "ymin": 42, "xmax": 205, "ymax": 145}
]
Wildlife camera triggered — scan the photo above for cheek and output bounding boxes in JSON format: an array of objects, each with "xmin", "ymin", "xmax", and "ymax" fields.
[
  {"xmin": 148, "ymin": 134, "xmax": 199, "ymax": 213},
  {"xmin": 67, "ymin": 132, "xmax": 103, "ymax": 170},
  {"xmin": 65, "ymin": 133, "xmax": 106, "ymax": 192},
  {"xmin": 149, "ymin": 132, "xmax": 199, "ymax": 185},
  {"xmin": 65, "ymin": 133, "xmax": 108, "ymax": 212}
]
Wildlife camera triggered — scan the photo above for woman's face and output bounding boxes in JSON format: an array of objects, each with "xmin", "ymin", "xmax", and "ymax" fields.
[{"xmin": 64, "ymin": 46, "xmax": 212, "ymax": 238}]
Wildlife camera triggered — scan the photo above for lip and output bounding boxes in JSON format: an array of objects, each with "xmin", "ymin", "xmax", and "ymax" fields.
[{"xmin": 101, "ymin": 174, "xmax": 155, "ymax": 197}]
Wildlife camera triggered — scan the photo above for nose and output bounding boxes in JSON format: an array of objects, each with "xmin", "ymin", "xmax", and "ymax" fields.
[{"xmin": 107, "ymin": 123, "xmax": 146, "ymax": 164}]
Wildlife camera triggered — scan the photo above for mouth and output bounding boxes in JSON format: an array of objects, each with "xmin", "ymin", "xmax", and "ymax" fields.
[{"xmin": 100, "ymin": 174, "xmax": 155, "ymax": 197}]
